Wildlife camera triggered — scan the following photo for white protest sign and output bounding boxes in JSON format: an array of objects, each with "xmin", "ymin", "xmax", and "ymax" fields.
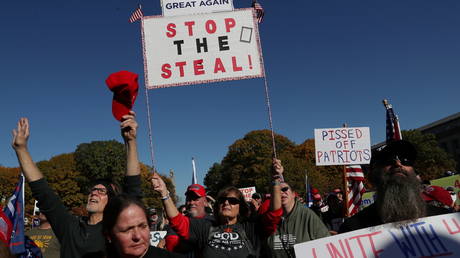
[
  {"xmin": 142, "ymin": 9, "xmax": 264, "ymax": 89},
  {"xmin": 294, "ymin": 213, "xmax": 460, "ymax": 258},
  {"xmin": 239, "ymin": 186, "xmax": 256, "ymax": 202},
  {"xmin": 314, "ymin": 127, "xmax": 371, "ymax": 166},
  {"xmin": 150, "ymin": 231, "xmax": 167, "ymax": 247},
  {"xmin": 162, "ymin": 0, "xmax": 234, "ymax": 17}
]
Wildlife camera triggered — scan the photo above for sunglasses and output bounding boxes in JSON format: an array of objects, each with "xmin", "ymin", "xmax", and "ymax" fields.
[
  {"xmin": 218, "ymin": 197, "xmax": 240, "ymax": 205},
  {"xmin": 89, "ymin": 187, "xmax": 108, "ymax": 195},
  {"xmin": 379, "ymin": 154, "xmax": 414, "ymax": 167},
  {"xmin": 281, "ymin": 187, "xmax": 290, "ymax": 192}
]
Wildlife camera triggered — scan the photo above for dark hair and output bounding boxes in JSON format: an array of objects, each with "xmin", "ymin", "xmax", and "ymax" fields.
[
  {"xmin": 88, "ymin": 179, "xmax": 117, "ymax": 200},
  {"xmin": 213, "ymin": 186, "xmax": 249, "ymax": 223},
  {"xmin": 103, "ymin": 194, "xmax": 149, "ymax": 256}
]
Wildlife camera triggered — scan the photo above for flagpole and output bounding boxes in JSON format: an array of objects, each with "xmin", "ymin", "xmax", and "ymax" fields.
[
  {"xmin": 342, "ymin": 123, "xmax": 350, "ymax": 218},
  {"xmin": 192, "ymin": 157, "xmax": 198, "ymax": 185}
]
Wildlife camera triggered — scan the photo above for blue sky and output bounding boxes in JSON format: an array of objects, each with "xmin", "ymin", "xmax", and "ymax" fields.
[{"xmin": 1, "ymin": 0, "xmax": 459, "ymax": 202}]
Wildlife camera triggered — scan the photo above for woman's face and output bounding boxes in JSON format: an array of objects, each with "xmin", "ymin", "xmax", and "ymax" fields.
[
  {"xmin": 110, "ymin": 204, "xmax": 150, "ymax": 257},
  {"xmin": 218, "ymin": 192, "xmax": 240, "ymax": 221}
]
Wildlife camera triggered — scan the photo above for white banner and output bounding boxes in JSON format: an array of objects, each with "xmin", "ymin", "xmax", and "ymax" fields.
[
  {"xmin": 239, "ymin": 186, "xmax": 256, "ymax": 202},
  {"xmin": 162, "ymin": 0, "xmax": 234, "ymax": 17},
  {"xmin": 314, "ymin": 127, "xmax": 371, "ymax": 166},
  {"xmin": 142, "ymin": 9, "xmax": 264, "ymax": 89},
  {"xmin": 150, "ymin": 231, "xmax": 167, "ymax": 247},
  {"xmin": 294, "ymin": 213, "xmax": 460, "ymax": 258}
]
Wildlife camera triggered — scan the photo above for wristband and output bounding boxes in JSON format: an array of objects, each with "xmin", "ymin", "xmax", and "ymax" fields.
[{"xmin": 161, "ymin": 191, "xmax": 170, "ymax": 201}]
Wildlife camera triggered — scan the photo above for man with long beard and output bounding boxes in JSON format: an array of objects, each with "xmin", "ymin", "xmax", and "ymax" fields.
[{"xmin": 339, "ymin": 140, "xmax": 428, "ymax": 233}]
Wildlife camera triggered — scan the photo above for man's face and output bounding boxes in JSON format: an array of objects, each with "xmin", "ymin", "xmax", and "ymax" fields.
[
  {"xmin": 185, "ymin": 193, "xmax": 207, "ymax": 218},
  {"xmin": 280, "ymin": 183, "xmax": 295, "ymax": 207},
  {"xmin": 86, "ymin": 184, "xmax": 109, "ymax": 214}
]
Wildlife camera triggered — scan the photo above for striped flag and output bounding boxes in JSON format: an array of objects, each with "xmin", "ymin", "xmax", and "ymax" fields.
[
  {"xmin": 345, "ymin": 165, "xmax": 366, "ymax": 216},
  {"xmin": 129, "ymin": 5, "xmax": 143, "ymax": 23},
  {"xmin": 252, "ymin": 0, "xmax": 264, "ymax": 24},
  {"xmin": 3, "ymin": 175, "xmax": 26, "ymax": 254},
  {"xmin": 384, "ymin": 99, "xmax": 402, "ymax": 143}
]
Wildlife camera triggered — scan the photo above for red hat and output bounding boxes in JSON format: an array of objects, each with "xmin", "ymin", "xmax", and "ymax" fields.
[
  {"xmin": 311, "ymin": 187, "xmax": 319, "ymax": 194},
  {"xmin": 185, "ymin": 184, "xmax": 206, "ymax": 197},
  {"xmin": 0, "ymin": 210, "xmax": 12, "ymax": 245},
  {"xmin": 333, "ymin": 188, "xmax": 343, "ymax": 194},
  {"xmin": 422, "ymin": 185, "xmax": 453, "ymax": 207},
  {"xmin": 106, "ymin": 71, "xmax": 139, "ymax": 121},
  {"xmin": 313, "ymin": 193, "xmax": 322, "ymax": 201}
]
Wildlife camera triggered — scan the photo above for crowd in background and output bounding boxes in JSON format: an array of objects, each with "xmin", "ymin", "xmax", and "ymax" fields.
[{"xmin": 1, "ymin": 114, "xmax": 459, "ymax": 258}]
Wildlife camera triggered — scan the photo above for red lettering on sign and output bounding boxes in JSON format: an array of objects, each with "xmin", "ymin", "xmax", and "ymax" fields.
[
  {"xmin": 175, "ymin": 61, "xmax": 187, "ymax": 77},
  {"xmin": 232, "ymin": 56, "xmax": 242, "ymax": 72},
  {"xmin": 184, "ymin": 21, "xmax": 195, "ymax": 36},
  {"xmin": 349, "ymin": 231, "xmax": 383, "ymax": 258},
  {"xmin": 161, "ymin": 64, "xmax": 172, "ymax": 78},
  {"xmin": 214, "ymin": 58, "xmax": 226, "ymax": 73},
  {"xmin": 442, "ymin": 218, "xmax": 460, "ymax": 235},
  {"xmin": 193, "ymin": 59, "xmax": 205, "ymax": 75},
  {"xmin": 166, "ymin": 23, "xmax": 176, "ymax": 38},
  {"xmin": 205, "ymin": 20, "xmax": 217, "ymax": 34},
  {"xmin": 224, "ymin": 18, "xmax": 236, "ymax": 32}
]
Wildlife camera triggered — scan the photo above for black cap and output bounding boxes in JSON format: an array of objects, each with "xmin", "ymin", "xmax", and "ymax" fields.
[{"xmin": 371, "ymin": 140, "xmax": 417, "ymax": 167}]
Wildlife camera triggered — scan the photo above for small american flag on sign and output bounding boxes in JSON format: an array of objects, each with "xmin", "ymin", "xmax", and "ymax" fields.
[
  {"xmin": 345, "ymin": 165, "xmax": 366, "ymax": 216},
  {"xmin": 252, "ymin": 0, "xmax": 264, "ymax": 24},
  {"xmin": 384, "ymin": 99, "xmax": 402, "ymax": 143},
  {"xmin": 129, "ymin": 5, "xmax": 143, "ymax": 23}
]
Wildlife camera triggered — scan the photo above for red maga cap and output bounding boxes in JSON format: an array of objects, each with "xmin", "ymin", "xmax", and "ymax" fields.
[
  {"xmin": 422, "ymin": 185, "xmax": 453, "ymax": 207},
  {"xmin": 186, "ymin": 184, "xmax": 206, "ymax": 197},
  {"xmin": 106, "ymin": 71, "xmax": 139, "ymax": 121}
]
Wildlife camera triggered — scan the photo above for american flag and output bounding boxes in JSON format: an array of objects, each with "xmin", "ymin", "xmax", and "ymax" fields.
[
  {"xmin": 3, "ymin": 175, "xmax": 26, "ymax": 255},
  {"xmin": 345, "ymin": 165, "xmax": 366, "ymax": 216},
  {"xmin": 129, "ymin": 5, "xmax": 143, "ymax": 23},
  {"xmin": 384, "ymin": 99, "xmax": 402, "ymax": 143},
  {"xmin": 252, "ymin": 0, "xmax": 264, "ymax": 24}
]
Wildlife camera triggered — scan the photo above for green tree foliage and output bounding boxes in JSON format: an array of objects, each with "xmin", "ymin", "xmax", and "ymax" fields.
[
  {"xmin": 205, "ymin": 130, "xmax": 309, "ymax": 196},
  {"xmin": 402, "ymin": 130, "xmax": 457, "ymax": 180},
  {"xmin": 292, "ymin": 139, "xmax": 343, "ymax": 195},
  {"xmin": 74, "ymin": 140, "xmax": 126, "ymax": 190},
  {"xmin": 36, "ymin": 153, "xmax": 86, "ymax": 209}
]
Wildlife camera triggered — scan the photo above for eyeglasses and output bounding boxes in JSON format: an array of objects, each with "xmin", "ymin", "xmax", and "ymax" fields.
[
  {"xmin": 89, "ymin": 187, "xmax": 108, "ymax": 195},
  {"xmin": 218, "ymin": 197, "xmax": 240, "ymax": 205},
  {"xmin": 281, "ymin": 187, "xmax": 290, "ymax": 192}
]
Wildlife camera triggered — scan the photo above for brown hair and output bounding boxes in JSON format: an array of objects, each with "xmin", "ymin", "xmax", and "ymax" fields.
[{"xmin": 213, "ymin": 186, "xmax": 250, "ymax": 223}]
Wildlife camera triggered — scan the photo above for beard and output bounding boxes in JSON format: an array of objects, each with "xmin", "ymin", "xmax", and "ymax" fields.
[{"xmin": 375, "ymin": 168, "xmax": 426, "ymax": 224}]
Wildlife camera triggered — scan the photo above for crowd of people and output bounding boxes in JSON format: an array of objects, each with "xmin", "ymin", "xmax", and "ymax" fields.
[{"xmin": 3, "ymin": 114, "xmax": 458, "ymax": 258}]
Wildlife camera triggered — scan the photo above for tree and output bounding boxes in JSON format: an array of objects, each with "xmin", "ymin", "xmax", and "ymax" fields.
[
  {"xmin": 205, "ymin": 130, "xmax": 303, "ymax": 196},
  {"xmin": 36, "ymin": 153, "xmax": 86, "ymax": 209},
  {"xmin": 74, "ymin": 140, "xmax": 126, "ymax": 190},
  {"xmin": 402, "ymin": 130, "xmax": 457, "ymax": 180},
  {"xmin": 0, "ymin": 166, "xmax": 21, "ymax": 206},
  {"xmin": 138, "ymin": 164, "xmax": 178, "ymax": 209}
]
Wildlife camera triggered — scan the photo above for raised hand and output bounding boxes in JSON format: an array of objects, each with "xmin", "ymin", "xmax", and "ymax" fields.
[
  {"xmin": 120, "ymin": 111, "xmax": 138, "ymax": 142},
  {"xmin": 12, "ymin": 118, "xmax": 30, "ymax": 151},
  {"xmin": 272, "ymin": 158, "xmax": 284, "ymax": 176},
  {"xmin": 150, "ymin": 172, "xmax": 169, "ymax": 197}
]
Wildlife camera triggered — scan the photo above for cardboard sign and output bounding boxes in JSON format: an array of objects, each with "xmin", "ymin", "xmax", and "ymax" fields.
[
  {"xmin": 150, "ymin": 231, "xmax": 167, "ymax": 247},
  {"xmin": 142, "ymin": 9, "xmax": 264, "ymax": 89},
  {"xmin": 314, "ymin": 127, "xmax": 371, "ymax": 166},
  {"xmin": 162, "ymin": 0, "xmax": 234, "ymax": 17},
  {"xmin": 361, "ymin": 191, "xmax": 376, "ymax": 209},
  {"xmin": 239, "ymin": 186, "xmax": 256, "ymax": 202},
  {"xmin": 294, "ymin": 213, "xmax": 460, "ymax": 258}
]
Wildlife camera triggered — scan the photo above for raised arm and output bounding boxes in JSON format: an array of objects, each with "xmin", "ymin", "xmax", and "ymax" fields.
[
  {"xmin": 151, "ymin": 172, "xmax": 179, "ymax": 218},
  {"xmin": 12, "ymin": 118, "xmax": 43, "ymax": 182},
  {"xmin": 270, "ymin": 158, "xmax": 283, "ymax": 211},
  {"xmin": 121, "ymin": 111, "xmax": 140, "ymax": 177}
]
